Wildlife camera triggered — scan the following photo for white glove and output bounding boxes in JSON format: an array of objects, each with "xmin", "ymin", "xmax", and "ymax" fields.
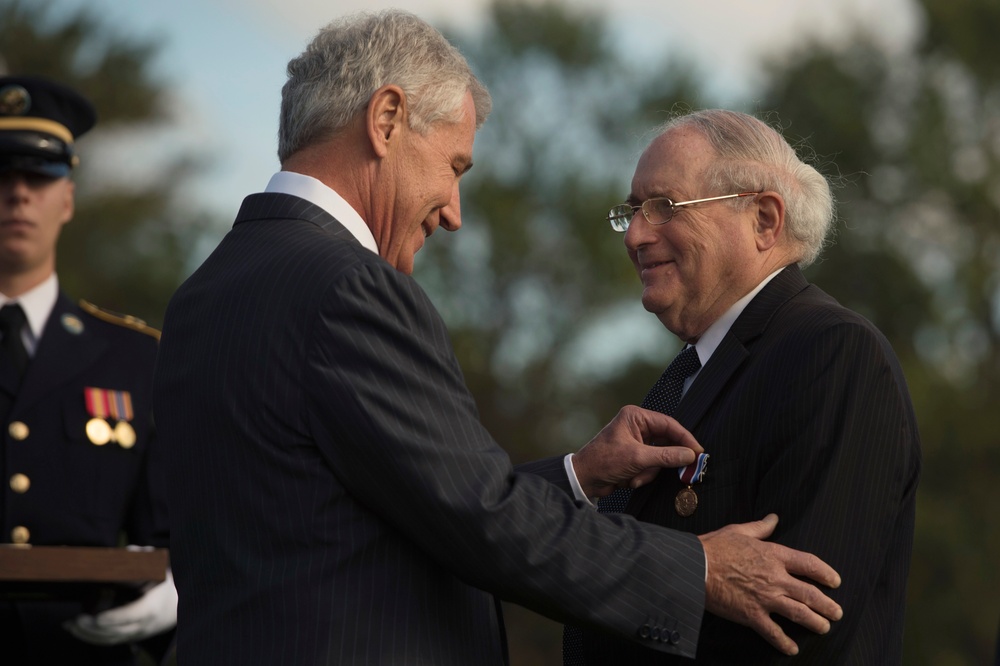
[{"xmin": 65, "ymin": 567, "xmax": 177, "ymax": 645}]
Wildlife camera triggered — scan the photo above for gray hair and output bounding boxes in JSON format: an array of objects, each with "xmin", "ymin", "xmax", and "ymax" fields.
[
  {"xmin": 657, "ymin": 109, "xmax": 835, "ymax": 267},
  {"xmin": 278, "ymin": 9, "xmax": 492, "ymax": 162}
]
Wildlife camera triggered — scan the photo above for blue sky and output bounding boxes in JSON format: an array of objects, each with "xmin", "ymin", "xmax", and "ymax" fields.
[{"xmin": 42, "ymin": 0, "xmax": 919, "ymax": 221}]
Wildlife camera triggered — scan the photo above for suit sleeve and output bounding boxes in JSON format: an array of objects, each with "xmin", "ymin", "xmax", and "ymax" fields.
[
  {"xmin": 515, "ymin": 456, "xmax": 575, "ymax": 497},
  {"xmin": 756, "ymin": 320, "xmax": 920, "ymax": 658},
  {"xmin": 304, "ymin": 261, "xmax": 706, "ymax": 657}
]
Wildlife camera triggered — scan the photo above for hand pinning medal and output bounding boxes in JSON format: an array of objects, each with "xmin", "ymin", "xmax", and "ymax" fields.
[{"xmin": 675, "ymin": 453, "xmax": 709, "ymax": 517}]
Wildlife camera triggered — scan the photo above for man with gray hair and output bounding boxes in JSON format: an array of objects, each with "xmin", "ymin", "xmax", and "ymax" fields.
[
  {"xmin": 564, "ymin": 109, "xmax": 920, "ymax": 664},
  {"xmin": 154, "ymin": 14, "xmax": 843, "ymax": 665}
]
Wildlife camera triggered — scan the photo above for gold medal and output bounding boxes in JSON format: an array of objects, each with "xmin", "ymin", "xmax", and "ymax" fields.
[
  {"xmin": 675, "ymin": 486, "xmax": 698, "ymax": 517},
  {"xmin": 86, "ymin": 417, "xmax": 112, "ymax": 446},
  {"xmin": 114, "ymin": 421, "xmax": 136, "ymax": 449}
]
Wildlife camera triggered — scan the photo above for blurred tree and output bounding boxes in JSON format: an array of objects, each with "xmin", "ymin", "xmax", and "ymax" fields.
[{"xmin": 0, "ymin": 0, "xmax": 210, "ymax": 327}]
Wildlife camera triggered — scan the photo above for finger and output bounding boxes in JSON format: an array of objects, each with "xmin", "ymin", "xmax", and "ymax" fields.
[
  {"xmin": 629, "ymin": 466, "xmax": 662, "ymax": 488},
  {"xmin": 782, "ymin": 575, "xmax": 843, "ymax": 621},
  {"xmin": 750, "ymin": 615, "xmax": 800, "ymax": 656},
  {"xmin": 64, "ymin": 619, "xmax": 133, "ymax": 645},
  {"xmin": 638, "ymin": 410, "xmax": 704, "ymax": 453},
  {"xmin": 711, "ymin": 513, "xmax": 779, "ymax": 540},
  {"xmin": 770, "ymin": 595, "xmax": 833, "ymax": 635},
  {"xmin": 92, "ymin": 602, "xmax": 144, "ymax": 627},
  {"xmin": 635, "ymin": 444, "xmax": 697, "ymax": 470},
  {"xmin": 782, "ymin": 549, "xmax": 842, "ymax": 590}
]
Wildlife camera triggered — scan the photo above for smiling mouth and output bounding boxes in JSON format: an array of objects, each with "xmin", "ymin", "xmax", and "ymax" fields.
[{"xmin": 640, "ymin": 258, "xmax": 675, "ymax": 271}]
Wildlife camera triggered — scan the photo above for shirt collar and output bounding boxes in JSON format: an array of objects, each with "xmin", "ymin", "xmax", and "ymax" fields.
[
  {"xmin": 264, "ymin": 171, "xmax": 378, "ymax": 254},
  {"xmin": 0, "ymin": 273, "xmax": 59, "ymax": 349},
  {"xmin": 691, "ymin": 267, "xmax": 785, "ymax": 368}
]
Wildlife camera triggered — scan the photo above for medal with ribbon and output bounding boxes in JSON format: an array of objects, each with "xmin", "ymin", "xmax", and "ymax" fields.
[
  {"xmin": 675, "ymin": 452, "xmax": 709, "ymax": 517},
  {"xmin": 84, "ymin": 387, "xmax": 137, "ymax": 448}
]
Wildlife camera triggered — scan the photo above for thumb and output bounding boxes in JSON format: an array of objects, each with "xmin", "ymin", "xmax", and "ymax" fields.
[
  {"xmin": 736, "ymin": 513, "xmax": 779, "ymax": 539},
  {"xmin": 634, "ymin": 444, "xmax": 697, "ymax": 471}
]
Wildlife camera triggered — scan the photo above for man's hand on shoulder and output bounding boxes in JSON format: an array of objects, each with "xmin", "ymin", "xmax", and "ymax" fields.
[
  {"xmin": 698, "ymin": 514, "xmax": 843, "ymax": 656},
  {"xmin": 572, "ymin": 405, "xmax": 703, "ymax": 499}
]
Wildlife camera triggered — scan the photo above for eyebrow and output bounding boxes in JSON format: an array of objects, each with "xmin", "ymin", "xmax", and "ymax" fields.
[{"xmin": 626, "ymin": 189, "xmax": 676, "ymax": 205}]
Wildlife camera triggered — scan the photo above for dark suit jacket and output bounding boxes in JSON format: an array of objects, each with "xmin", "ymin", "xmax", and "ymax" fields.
[
  {"xmin": 153, "ymin": 192, "xmax": 710, "ymax": 666},
  {"xmin": 0, "ymin": 292, "xmax": 167, "ymax": 665},
  {"xmin": 576, "ymin": 265, "xmax": 921, "ymax": 665}
]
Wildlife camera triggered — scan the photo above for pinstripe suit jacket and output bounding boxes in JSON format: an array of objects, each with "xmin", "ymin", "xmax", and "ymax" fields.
[
  {"xmin": 153, "ymin": 193, "xmax": 711, "ymax": 666},
  {"xmin": 577, "ymin": 265, "xmax": 921, "ymax": 665}
]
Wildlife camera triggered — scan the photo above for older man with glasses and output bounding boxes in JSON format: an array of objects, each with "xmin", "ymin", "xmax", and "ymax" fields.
[{"xmin": 563, "ymin": 109, "xmax": 920, "ymax": 665}]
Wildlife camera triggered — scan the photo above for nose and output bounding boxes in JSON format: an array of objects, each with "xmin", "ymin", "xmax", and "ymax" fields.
[
  {"xmin": 439, "ymin": 181, "xmax": 462, "ymax": 232},
  {"xmin": 623, "ymin": 209, "xmax": 653, "ymax": 253},
  {"xmin": 0, "ymin": 174, "xmax": 30, "ymax": 201}
]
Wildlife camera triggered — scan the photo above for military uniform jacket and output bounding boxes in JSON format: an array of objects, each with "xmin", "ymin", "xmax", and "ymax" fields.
[
  {"xmin": 0, "ymin": 292, "xmax": 167, "ymax": 665},
  {"xmin": 0, "ymin": 292, "xmax": 166, "ymax": 548}
]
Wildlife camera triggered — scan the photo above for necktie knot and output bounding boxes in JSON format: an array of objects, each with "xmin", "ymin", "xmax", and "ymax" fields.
[{"xmin": 0, "ymin": 303, "xmax": 26, "ymax": 331}]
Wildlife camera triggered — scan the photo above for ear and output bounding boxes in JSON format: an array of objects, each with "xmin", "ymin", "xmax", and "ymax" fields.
[
  {"xmin": 60, "ymin": 179, "xmax": 75, "ymax": 226},
  {"xmin": 753, "ymin": 191, "xmax": 784, "ymax": 251},
  {"xmin": 366, "ymin": 85, "xmax": 406, "ymax": 158}
]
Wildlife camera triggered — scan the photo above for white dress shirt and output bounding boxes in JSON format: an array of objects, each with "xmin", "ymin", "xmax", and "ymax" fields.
[{"xmin": 264, "ymin": 171, "xmax": 378, "ymax": 254}]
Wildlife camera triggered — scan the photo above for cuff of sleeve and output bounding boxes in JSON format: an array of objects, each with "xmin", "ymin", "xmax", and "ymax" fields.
[{"xmin": 564, "ymin": 454, "xmax": 595, "ymax": 507}]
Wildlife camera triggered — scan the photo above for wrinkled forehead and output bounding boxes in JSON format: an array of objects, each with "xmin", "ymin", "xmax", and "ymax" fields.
[{"xmin": 631, "ymin": 127, "xmax": 715, "ymax": 199}]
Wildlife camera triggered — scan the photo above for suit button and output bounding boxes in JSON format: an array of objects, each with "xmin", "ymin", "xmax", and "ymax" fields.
[
  {"xmin": 669, "ymin": 630, "xmax": 680, "ymax": 645},
  {"xmin": 9, "ymin": 473, "xmax": 30, "ymax": 493},
  {"xmin": 11, "ymin": 526, "xmax": 29, "ymax": 544},
  {"xmin": 650, "ymin": 626, "xmax": 661, "ymax": 641},
  {"xmin": 8, "ymin": 421, "xmax": 28, "ymax": 440},
  {"xmin": 638, "ymin": 624, "xmax": 651, "ymax": 639}
]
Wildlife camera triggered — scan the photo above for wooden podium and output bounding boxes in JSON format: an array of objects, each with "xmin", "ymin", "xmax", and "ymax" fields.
[{"xmin": 0, "ymin": 545, "xmax": 168, "ymax": 602}]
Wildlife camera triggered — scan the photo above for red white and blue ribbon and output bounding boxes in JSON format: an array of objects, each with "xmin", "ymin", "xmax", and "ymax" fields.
[
  {"xmin": 84, "ymin": 387, "xmax": 134, "ymax": 421},
  {"xmin": 678, "ymin": 453, "xmax": 710, "ymax": 485}
]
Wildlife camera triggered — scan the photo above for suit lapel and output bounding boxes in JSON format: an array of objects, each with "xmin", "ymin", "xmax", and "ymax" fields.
[
  {"xmin": 13, "ymin": 294, "xmax": 106, "ymax": 416},
  {"xmin": 627, "ymin": 266, "xmax": 810, "ymax": 516}
]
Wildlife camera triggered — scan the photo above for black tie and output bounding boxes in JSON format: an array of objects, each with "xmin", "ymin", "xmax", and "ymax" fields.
[
  {"xmin": 0, "ymin": 303, "xmax": 29, "ymax": 384},
  {"xmin": 562, "ymin": 344, "xmax": 701, "ymax": 665}
]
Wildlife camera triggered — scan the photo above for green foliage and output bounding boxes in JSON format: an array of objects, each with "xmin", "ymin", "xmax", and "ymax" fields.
[{"xmin": 0, "ymin": 0, "xmax": 209, "ymax": 327}]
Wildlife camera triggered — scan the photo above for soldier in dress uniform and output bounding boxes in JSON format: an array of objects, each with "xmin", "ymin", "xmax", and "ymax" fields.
[{"xmin": 0, "ymin": 76, "xmax": 176, "ymax": 665}]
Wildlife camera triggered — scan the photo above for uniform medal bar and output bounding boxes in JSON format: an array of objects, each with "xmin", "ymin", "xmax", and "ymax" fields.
[
  {"xmin": 84, "ymin": 387, "xmax": 135, "ymax": 448},
  {"xmin": 675, "ymin": 453, "xmax": 709, "ymax": 517}
]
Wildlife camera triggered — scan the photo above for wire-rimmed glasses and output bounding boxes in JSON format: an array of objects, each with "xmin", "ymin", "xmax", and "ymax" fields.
[{"xmin": 607, "ymin": 192, "xmax": 760, "ymax": 232}]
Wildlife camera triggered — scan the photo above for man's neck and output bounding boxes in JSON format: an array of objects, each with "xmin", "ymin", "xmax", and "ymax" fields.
[{"xmin": 0, "ymin": 266, "xmax": 55, "ymax": 299}]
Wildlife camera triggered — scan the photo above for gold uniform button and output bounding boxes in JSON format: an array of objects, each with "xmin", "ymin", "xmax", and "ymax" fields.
[
  {"xmin": 8, "ymin": 421, "xmax": 28, "ymax": 440},
  {"xmin": 10, "ymin": 473, "xmax": 30, "ymax": 494},
  {"xmin": 11, "ymin": 526, "xmax": 29, "ymax": 544}
]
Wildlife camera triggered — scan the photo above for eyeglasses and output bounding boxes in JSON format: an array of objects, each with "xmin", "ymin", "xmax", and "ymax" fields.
[{"xmin": 607, "ymin": 192, "xmax": 760, "ymax": 232}]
